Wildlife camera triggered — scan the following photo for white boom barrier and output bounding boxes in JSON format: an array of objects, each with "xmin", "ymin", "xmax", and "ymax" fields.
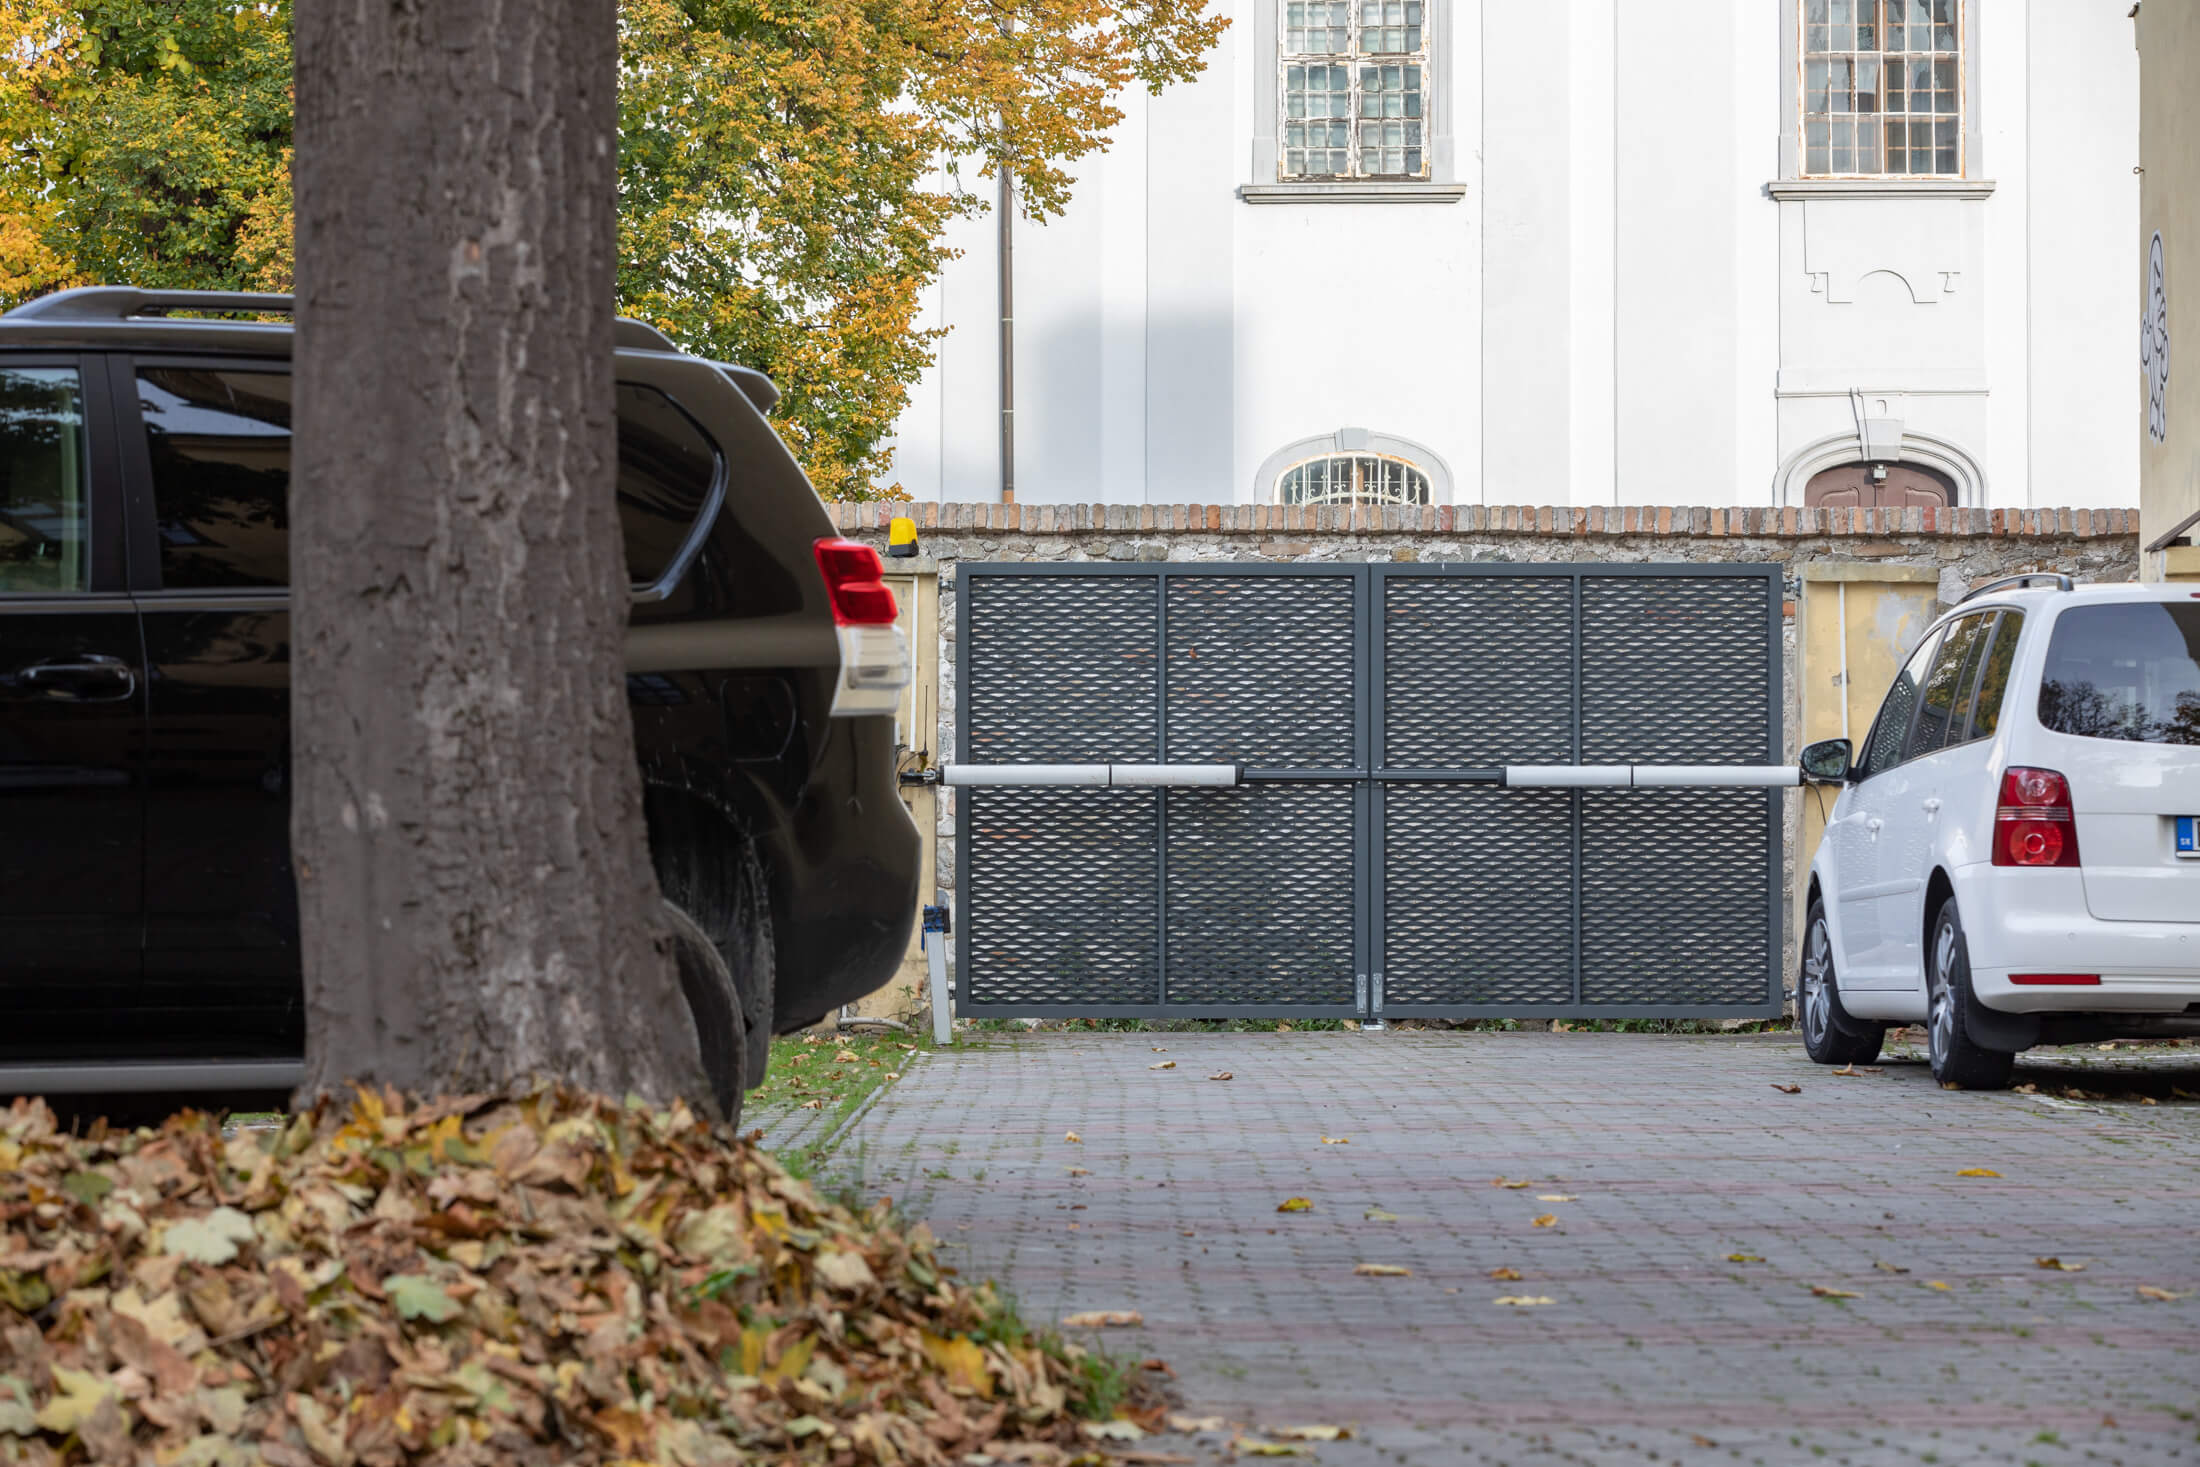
[
  {"xmin": 940, "ymin": 763, "xmax": 1801, "ymax": 789},
  {"xmin": 941, "ymin": 763, "xmax": 1241, "ymax": 788},
  {"xmin": 1503, "ymin": 765, "xmax": 1802, "ymax": 788}
]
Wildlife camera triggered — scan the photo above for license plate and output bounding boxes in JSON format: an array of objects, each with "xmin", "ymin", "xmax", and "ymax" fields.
[{"xmin": 2180, "ymin": 816, "xmax": 2200, "ymax": 858}]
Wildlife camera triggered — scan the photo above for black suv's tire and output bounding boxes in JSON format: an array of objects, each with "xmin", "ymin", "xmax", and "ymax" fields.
[
  {"xmin": 664, "ymin": 899, "xmax": 747, "ymax": 1126},
  {"xmin": 1927, "ymin": 898, "xmax": 2016, "ymax": 1092},
  {"xmin": 1800, "ymin": 897, "xmax": 1884, "ymax": 1065},
  {"xmin": 649, "ymin": 799, "xmax": 775, "ymax": 1102}
]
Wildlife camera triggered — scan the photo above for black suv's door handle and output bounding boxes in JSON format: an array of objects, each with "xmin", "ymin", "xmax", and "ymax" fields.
[{"xmin": 10, "ymin": 654, "xmax": 138, "ymax": 703}]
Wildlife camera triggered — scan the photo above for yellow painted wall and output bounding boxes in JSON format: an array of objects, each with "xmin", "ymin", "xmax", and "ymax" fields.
[
  {"xmin": 837, "ymin": 564, "xmax": 939, "ymax": 1026},
  {"xmin": 2139, "ymin": 4, "xmax": 2200, "ymax": 578},
  {"xmin": 1796, "ymin": 567, "xmax": 1941, "ymax": 925}
]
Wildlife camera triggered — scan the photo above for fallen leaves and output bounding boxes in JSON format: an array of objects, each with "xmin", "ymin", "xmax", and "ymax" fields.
[
  {"xmin": 1352, "ymin": 1263, "xmax": 1411, "ymax": 1277},
  {"xmin": 1061, "ymin": 1309, "xmax": 1144, "ymax": 1327},
  {"xmin": 1065, "ymin": 1166, "xmax": 1091, "ymax": 1177},
  {"xmin": 1530, "ymin": 1214, "xmax": 1559, "ymax": 1229},
  {"xmin": 1955, "ymin": 1168, "xmax": 2001, "ymax": 1177},
  {"xmin": 1208, "ymin": 1072, "xmax": 1234, "ymax": 1082},
  {"xmin": 1363, "ymin": 1208, "xmax": 1398, "ymax": 1223},
  {"xmin": 0, "ymin": 1087, "xmax": 1128, "ymax": 1467},
  {"xmin": 1274, "ymin": 1424, "xmax": 1351, "ymax": 1441},
  {"xmin": 2034, "ymin": 1257, "xmax": 2086, "ymax": 1272},
  {"xmin": 1148, "ymin": 1061, "xmax": 1177, "ymax": 1071},
  {"xmin": 1536, "ymin": 1194, "xmax": 1577, "ymax": 1203},
  {"xmin": 1319, "ymin": 1137, "xmax": 1350, "ymax": 1146},
  {"xmin": 1491, "ymin": 1177, "xmax": 1531, "ymax": 1189},
  {"xmin": 1874, "ymin": 1261, "xmax": 1910, "ymax": 1274},
  {"xmin": 1809, "ymin": 1285, "xmax": 1862, "ymax": 1299},
  {"xmin": 1487, "ymin": 1266, "xmax": 1523, "ymax": 1280},
  {"xmin": 1493, "ymin": 1295, "xmax": 1555, "ymax": 1308},
  {"xmin": 1924, "ymin": 1279, "xmax": 1954, "ymax": 1291},
  {"xmin": 1726, "ymin": 1253, "xmax": 1765, "ymax": 1264},
  {"xmin": 1064, "ymin": 1130, "xmax": 1083, "ymax": 1143},
  {"xmin": 2137, "ymin": 1286, "xmax": 2190, "ymax": 1302},
  {"xmin": 1770, "ymin": 1083, "xmax": 1802, "ymax": 1094},
  {"xmin": 1830, "ymin": 1065, "xmax": 1884, "ymax": 1077},
  {"xmin": 1276, "ymin": 1197, "xmax": 1313, "ymax": 1213}
]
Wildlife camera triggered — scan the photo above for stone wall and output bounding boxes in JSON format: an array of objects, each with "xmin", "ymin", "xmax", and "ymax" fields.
[{"xmin": 831, "ymin": 502, "xmax": 2140, "ymax": 1016}]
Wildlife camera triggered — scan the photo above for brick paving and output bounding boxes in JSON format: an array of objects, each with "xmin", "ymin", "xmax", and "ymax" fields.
[{"xmin": 835, "ymin": 1030, "xmax": 2200, "ymax": 1465}]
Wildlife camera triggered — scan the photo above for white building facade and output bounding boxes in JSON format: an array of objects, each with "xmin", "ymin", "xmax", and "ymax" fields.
[{"xmin": 883, "ymin": 0, "xmax": 2141, "ymax": 512}]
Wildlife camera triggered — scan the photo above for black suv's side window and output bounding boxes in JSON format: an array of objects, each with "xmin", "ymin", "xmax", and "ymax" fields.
[
  {"xmin": 0, "ymin": 366, "xmax": 92, "ymax": 594},
  {"xmin": 1904, "ymin": 613, "xmax": 1989, "ymax": 760},
  {"xmin": 140, "ymin": 367, "xmax": 292, "ymax": 590},
  {"xmin": 135, "ymin": 372, "xmax": 716, "ymax": 591},
  {"xmin": 1857, "ymin": 631, "xmax": 1940, "ymax": 779},
  {"xmin": 617, "ymin": 383, "xmax": 718, "ymax": 587}
]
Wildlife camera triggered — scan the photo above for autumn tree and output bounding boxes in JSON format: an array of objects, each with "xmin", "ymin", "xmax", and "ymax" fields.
[
  {"xmin": 288, "ymin": 0, "xmax": 710, "ymax": 1107},
  {"xmin": 3, "ymin": 0, "xmax": 1225, "ymax": 496}
]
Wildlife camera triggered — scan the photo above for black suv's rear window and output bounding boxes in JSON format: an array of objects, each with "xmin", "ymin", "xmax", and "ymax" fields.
[
  {"xmin": 2037, "ymin": 602, "xmax": 2200, "ymax": 745},
  {"xmin": 617, "ymin": 383, "xmax": 718, "ymax": 587}
]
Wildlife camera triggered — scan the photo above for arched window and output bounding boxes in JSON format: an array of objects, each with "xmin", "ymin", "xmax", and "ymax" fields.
[
  {"xmin": 1276, "ymin": 452, "xmax": 1432, "ymax": 507},
  {"xmin": 1803, "ymin": 460, "xmax": 1955, "ymax": 509}
]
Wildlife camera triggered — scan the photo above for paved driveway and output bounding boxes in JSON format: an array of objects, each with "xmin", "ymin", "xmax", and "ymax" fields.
[{"xmin": 837, "ymin": 1030, "xmax": 2200, "ymax": 1465}]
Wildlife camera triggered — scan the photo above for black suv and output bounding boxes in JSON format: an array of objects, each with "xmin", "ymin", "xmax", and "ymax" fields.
[{"xmin": 0, "ymin": 287, "xmax": 921, "ymax": 1113}]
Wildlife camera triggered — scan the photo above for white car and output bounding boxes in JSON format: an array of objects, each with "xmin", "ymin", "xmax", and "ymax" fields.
[{"xmin": 1799, "ymin": 575, "xmax": 2200, "ymax": 1089}]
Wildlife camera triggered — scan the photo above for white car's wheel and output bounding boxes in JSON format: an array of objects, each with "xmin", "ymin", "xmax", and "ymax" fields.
[
  {"xmin": 1926, "ymin": 899, "xmax": 2016, "ymax": 1091},
  {"xmin": 1800, "ymin": 898, "xmax": 1883, "ymax": 1066}
]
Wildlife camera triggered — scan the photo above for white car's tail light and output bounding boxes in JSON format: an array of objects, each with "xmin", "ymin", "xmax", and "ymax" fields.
[
  {"xmin": 1993, "ymin": 766, "xmax": 2081, "ymax": 868},
  {"xmin": 813, "ymin": 538, "xmax": 910, "ymax": 716}
]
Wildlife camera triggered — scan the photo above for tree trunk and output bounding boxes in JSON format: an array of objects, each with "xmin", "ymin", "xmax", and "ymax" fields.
[{"xmin": 289, "ymin": 0, "xmax": 711, "ymax": 1109}]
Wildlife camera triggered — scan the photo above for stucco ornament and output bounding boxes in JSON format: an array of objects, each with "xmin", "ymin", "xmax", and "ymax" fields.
[{"xmin": 2143, "ymin": 230, "xmax": 2170, "ymax": 445}]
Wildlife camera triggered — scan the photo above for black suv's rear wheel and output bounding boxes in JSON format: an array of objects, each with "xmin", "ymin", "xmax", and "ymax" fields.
[
  {"xmin": 1927, "ymin": 899, "xmax": 2015, "ymax": 1092},
  {"xmin": 664, "ymin": 899, "xmax": 747, "ymax": 1126},
  {"xmin": 1801, "ymin": 897, "xmax": 1884, "ymax": 1066}
]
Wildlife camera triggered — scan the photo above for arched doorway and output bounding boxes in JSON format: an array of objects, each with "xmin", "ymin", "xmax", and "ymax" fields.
[{"xmin": 1803, "ymin": 461, "xmax": 1956, "ymax": 509}]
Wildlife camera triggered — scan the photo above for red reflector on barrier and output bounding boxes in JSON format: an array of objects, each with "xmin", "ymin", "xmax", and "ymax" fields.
[{"xmin": 2008, "ymin": 974, "xmax": 2101, "ymax": 986}]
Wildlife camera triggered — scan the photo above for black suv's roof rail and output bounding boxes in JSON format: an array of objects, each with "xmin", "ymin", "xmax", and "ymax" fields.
[
  {"xmin": 4, "ymin": 286, "xmax": 779, "ymax": 413},
  {"xmin": 5, "ymin": 285, "xmax": 292, "ymax": 321},
  {"xmin": 1960, "ymin": 572, "xmax": 2074, "ymax": 604}
]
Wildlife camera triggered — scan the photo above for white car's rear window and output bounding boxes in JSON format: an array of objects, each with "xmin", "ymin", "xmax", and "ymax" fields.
[{"xmin": 2037, "ymin": 602, "xmax": 2200, "ymax": 745}]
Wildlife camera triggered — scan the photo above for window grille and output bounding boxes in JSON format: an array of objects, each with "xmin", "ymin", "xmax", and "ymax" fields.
[
  {"xmin": 1281, "ymin": 1, "xmax": 1428, "ymax": 180},
  {"xmin": 1801, "ymin": 0, "xmax": 1962, "ymax": 178},
  {"xmin": 1276, "ymin": 453, "xmax": 1432, "ymax": 507}
]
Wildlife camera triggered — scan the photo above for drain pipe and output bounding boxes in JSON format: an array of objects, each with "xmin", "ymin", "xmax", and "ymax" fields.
[{"xmin": 997, "ymin": 164, "xmax": 1016, "ymax": 504}]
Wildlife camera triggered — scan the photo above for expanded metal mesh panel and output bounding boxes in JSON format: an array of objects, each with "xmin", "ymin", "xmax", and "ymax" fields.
[
  {"xmin": 1579, "ymin": 576, "xmax": 1770, "ymax": 764},
  {"xmin": 966, "ymin": 575, "xmax": 1155, "ymax": 763},
  {"xmin": 1166, "ymin": 576, "xmax": 1357, "ymax": 766},
  {"xmin": 964, "ymin": 788, "xmax": 1158, "ymax": 1006},
  {"xmin": 1381, "ymin": 785, "xmax": 1574, "ymax": 1004},
  {"xmin": 1578, "ymin": 788, "xmax": 1769, "ymax": 1006},
  {"xmin": 1165, "ymin": 786, "xmax": 1356, "ymax": 1005},
  {"xmin": 1383, "ymin": 575, "xmax": 1573, "ymax": 767}
]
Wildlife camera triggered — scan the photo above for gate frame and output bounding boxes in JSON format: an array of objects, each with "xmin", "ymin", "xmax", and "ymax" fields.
[
  {"xmin": 955, "ymin": 561, "xmax": 1370, "ymax": 1021},
  {"xmin": 954, "ymin": 560, "xmax": 1785, "ymax": 1023},
  {"xmin": 1367, "ymin": 562, "xmax": 1785, "ymax": 1023}
]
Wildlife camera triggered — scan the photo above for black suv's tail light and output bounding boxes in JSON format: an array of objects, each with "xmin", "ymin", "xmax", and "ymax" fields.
[{"xmin": 813, "ymin": 539, "xmax": 899, "ymax": 625}]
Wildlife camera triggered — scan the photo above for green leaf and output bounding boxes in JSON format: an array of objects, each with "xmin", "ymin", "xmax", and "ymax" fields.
[
  {"xmin": 384, "ymin": 1273, "xmax": 460, "ymax": 1323},
  {"xmin": 61, "ymin": 1171, "xmax": 113, "ymax": 1207}
]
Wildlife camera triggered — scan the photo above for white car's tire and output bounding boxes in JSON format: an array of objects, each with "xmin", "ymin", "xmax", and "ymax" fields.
[
  {"xmin": 1927, "ymin": 899, "xmax": 2016, "ymax": 1092},
  {"xmin": 1800, "ymin": 898, "xmax": 1884, "ymax": 1066}
]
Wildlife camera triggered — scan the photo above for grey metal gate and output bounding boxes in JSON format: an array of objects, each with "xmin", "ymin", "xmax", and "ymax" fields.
[{"xmin": 955, "ymin": 562, "xmax": 1783, "ymax": 1021}]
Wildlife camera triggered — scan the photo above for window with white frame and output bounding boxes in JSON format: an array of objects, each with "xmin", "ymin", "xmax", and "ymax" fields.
[
  {"xmin": 1276, "ymin": 452, "xmax": 1431, "ymax": 507},
  {"xmin": 1800, "ymin": 0, "xmax": 1963, "ymax": 177},
  {"xmin": 1282, "ymin": 2, "xmax": 1429, "ymax": 180}
]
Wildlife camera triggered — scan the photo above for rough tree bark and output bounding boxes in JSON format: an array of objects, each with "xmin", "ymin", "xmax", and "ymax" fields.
[{"xmin": 289, "ymin": 0, "xmax": 711, "ymax": 1109}]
